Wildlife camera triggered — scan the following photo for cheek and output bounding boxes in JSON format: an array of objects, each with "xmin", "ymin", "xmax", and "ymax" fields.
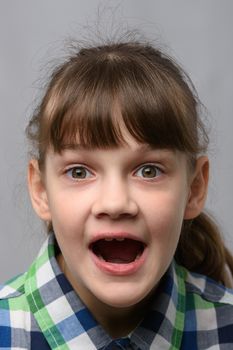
[
  {"xmin": 142, "ymin": 190, "xmax": 187, "ymax": 241},
  {"xmin": 47, "ymin": 190, "xmax": 90, "ymax": 236},
  {"xmin": 148, "ymin": 209, "xmax": 183, "ymax": 245}
]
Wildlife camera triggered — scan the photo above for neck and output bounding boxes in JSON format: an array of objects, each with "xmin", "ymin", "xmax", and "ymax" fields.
[
  {"xmin": 90, "ymin": 294, "xmax": 152, "ymax": 338},
  {"xmin": 57, "ymin": 253, "xmax": 153, "ymax": 338}
]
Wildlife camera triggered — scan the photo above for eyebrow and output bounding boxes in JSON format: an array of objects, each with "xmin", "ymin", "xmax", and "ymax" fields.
[
  {"xmin": 133, "ymin": 144, "xmax": 157, "ymax": 152},
  {"xmin": 61, "ymin": 143, "xmax": 155, "ymax": 151},
  {"xmin": 60, "ymin": 143, "xmax": 84, "ymax": 151},
  {"xmin": 60, "ymin": 143, "xmax": 175, "ymax": 156}
]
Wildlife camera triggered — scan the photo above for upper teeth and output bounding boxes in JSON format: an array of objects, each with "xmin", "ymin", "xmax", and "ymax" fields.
[{"xmin": 104, "ymin": 238, "xmax": 125, "ymax": 242}]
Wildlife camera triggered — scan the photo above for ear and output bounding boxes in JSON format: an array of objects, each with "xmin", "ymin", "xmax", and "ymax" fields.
[
  {"xmin": 27, "ymin": 159, "xmax": 51, "ymax": 222},
  {"xmin": 184, "ymin": 156, "xmax": 209, "ymax": 220}
]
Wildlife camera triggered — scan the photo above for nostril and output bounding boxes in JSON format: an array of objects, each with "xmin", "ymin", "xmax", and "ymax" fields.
[{"xmin": 92, "ymin": 197, "xmax": 139, "ymax": 219}]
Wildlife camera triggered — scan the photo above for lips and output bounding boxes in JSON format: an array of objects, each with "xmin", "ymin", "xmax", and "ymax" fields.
[{"xmin": 89, "ymin": 234, "xmax": 147, "ymax": 276}]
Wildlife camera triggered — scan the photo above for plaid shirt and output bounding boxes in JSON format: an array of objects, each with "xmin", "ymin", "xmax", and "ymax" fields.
[{"xmin": 1, "ymin": 234, "xmax": 233, "ymax": 349}]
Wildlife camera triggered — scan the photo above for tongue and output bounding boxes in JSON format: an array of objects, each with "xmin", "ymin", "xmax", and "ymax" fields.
[{"xmin": 93, "ymin": 239, "xmax": 143, "ymax": 264}]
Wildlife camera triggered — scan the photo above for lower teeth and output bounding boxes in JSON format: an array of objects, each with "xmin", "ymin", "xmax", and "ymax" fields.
[
  {"xmin": 98, "ymin": 254, "xmax": 105, "ymax": 262},
  {"xmin": 135, "ymin": 253, "xmax": 141, "ymax": 261}
]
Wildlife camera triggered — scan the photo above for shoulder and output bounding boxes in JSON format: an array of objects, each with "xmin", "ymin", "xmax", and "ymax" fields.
[
  {"xmin": 175, "ymin": 263, "xmax": 233, "ymax": 330},
  {"xmin": 0, "ymin": 273, "xmax": 31, "ymax": 346},
  {"xmin": 176, "ymin": 266, "xmax": 233, "ymax": 347},
  {"xmin": 0, "ymin": 272, "xmax": 26, "ymax": 299},
  {"xmin": 184, "ymin": 267, "xmax": 233, "ymax": 305}
]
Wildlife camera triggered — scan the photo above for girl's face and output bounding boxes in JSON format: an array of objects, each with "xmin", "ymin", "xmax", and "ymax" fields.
[{"xmin": 29, "ymin": 130, "xmax": 208, "ymax": 310}]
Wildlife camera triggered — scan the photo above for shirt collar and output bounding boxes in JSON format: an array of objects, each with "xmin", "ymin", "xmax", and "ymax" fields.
[{"xmin": 24, "ymin": 233, "xmax": 186, "ymax": 349}]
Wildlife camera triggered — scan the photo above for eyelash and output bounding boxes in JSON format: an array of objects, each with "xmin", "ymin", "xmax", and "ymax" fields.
[{"xmin": 65, "ymin": 163, "xmax": 163, "ymax": 181}]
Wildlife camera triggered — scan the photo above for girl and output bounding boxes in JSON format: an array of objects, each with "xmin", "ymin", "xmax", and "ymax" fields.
[{"xmin": 1, "ymin": 38, "xmax": 233, "ymax": 350}]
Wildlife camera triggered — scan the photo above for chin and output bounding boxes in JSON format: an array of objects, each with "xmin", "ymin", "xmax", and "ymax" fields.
[
  {"xmin": 102, "ymin": 297, "xmax": 142, "ymax": 309},
  {"xmin": 95, "ymin": 285, "xmax": 151, "ymax": 309}
]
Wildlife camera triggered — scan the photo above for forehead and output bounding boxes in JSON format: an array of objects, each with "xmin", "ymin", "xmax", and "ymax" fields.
[
  {"xmin": 49, "ymin": 140, "xmax": 183, "ymax": 167},
  {"xmin": 60, "ymin": 122, "xmax": 142, "ymax": 150},
  {"xmin": 54, "ymin": 117, "xmax": 180, "ymax": 159}
]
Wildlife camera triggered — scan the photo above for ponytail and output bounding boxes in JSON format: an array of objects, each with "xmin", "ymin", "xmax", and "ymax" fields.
[{"xmin": 175, "ymin": 212, "xmax": 233, "ymax": 287}]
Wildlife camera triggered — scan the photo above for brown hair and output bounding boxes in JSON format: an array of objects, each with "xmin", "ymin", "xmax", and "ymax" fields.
[{"xmin": 26, "ymin": 39, "xmax": 233, "ymax": 287}]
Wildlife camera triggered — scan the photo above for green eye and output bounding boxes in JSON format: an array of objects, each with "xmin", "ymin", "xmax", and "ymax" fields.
[{"xmin": 135, "ymin": 165, "xmax": 162, "ymax": 178}]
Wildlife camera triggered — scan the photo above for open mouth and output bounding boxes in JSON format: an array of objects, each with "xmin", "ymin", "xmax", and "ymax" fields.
[{"xmin": 90, "ymin": 238, "xmax": 145, "ymax": 264}]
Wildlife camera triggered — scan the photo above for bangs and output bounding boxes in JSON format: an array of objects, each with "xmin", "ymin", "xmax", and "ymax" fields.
[{"xmin": 40, "ymin": 44, "xmax": 204, "ymax": 156}]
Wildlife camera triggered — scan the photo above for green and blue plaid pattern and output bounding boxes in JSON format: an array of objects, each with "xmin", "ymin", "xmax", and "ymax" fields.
[{"xmin": 1, "ymin": 233, "xmax": 233, "ymax": 349}]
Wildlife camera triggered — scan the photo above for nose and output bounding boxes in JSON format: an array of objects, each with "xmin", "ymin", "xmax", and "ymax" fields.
[{"xmin": 91, "ymin": 176, "xmax": 139, "ymax": 219}]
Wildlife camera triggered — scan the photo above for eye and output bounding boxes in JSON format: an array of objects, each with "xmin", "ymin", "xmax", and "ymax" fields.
[
  {"xmin": 66, "ymin": 166, "xmax": 93, "ymax": 180},
  {"xmin": 134, "ymin": 164, "xmax": 162, "ymax": 179}
]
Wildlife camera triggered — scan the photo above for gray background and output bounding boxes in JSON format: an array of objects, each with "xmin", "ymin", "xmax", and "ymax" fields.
[{"xmin": 0, "ymin": 0, "xmax": 232, "ymax": 283}]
